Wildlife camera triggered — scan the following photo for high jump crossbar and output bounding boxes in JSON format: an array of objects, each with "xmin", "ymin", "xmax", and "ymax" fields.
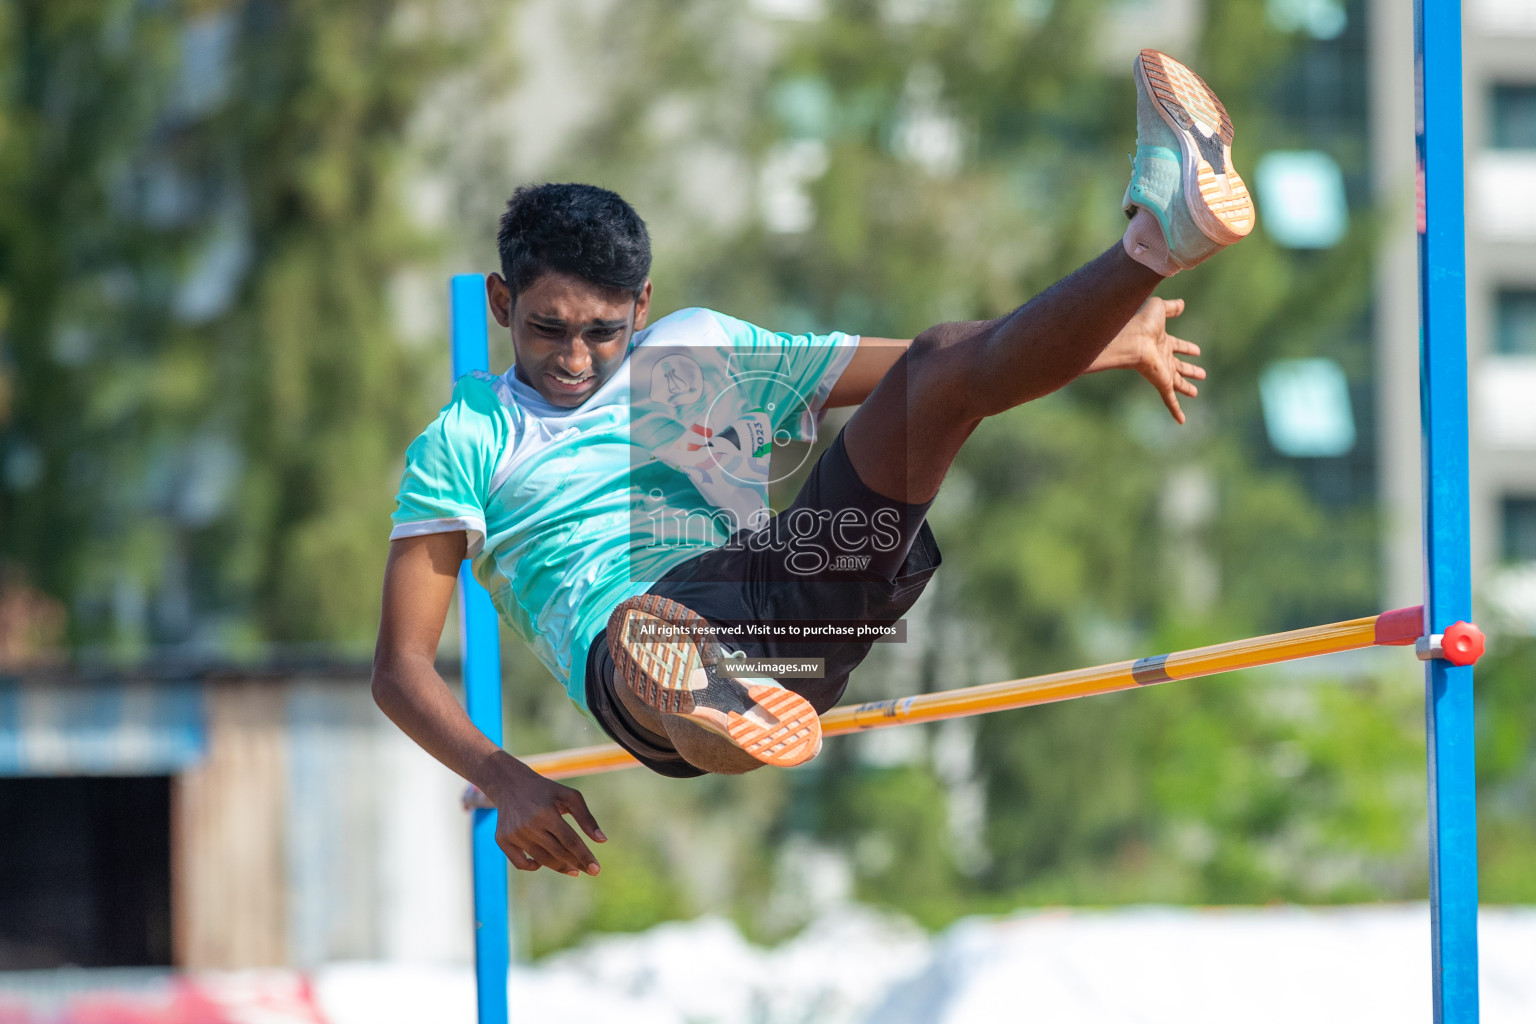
[
  {"xmin": 455, "ymin": 0, "xmax": 1478, "ymax": 1016},
  {"xmin": 465, "ymin": 607, "xmax": 1484, "ymax": 783}
]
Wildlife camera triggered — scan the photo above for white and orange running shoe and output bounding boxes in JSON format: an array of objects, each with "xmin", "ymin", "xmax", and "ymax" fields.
[
  {"xmin": 607, "ymin": 594, "xmax": 822, "ymax": 768},
  {"xmin": 1121, "ymin": 48, "xmax": 1255, "ymax": 275}
]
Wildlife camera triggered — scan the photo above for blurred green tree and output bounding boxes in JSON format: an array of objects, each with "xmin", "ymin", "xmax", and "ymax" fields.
[
  {"xmin": 0, "ymin": 1, "xmax": 475, "ymax": 654},
  {"xmin": 1473, "ymin": 635, "xmax": 1536, "ymax": 902}
]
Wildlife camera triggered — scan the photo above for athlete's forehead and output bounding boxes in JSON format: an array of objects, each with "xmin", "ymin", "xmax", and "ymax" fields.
[
  {"xmin": 513, "ymin": 270, "xmax": 637, "ymax": 324},
  {"xmin": 526, "ymin": 311, "xmax": 629, "ymax": 329}
]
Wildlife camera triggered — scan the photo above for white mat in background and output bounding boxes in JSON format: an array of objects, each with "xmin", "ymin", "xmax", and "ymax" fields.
[{"xmin": 314, "ymin": 904, "xmax": 1536, "ymax": 1024}]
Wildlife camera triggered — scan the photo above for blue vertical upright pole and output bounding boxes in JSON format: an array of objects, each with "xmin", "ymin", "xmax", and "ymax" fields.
[
  {"xmin": 451, "ymin": 273, "xmax": 511, "ymax": 1024},
  {"xmin": 1414, "ymin": 2, "xmax": 1479, "ymax": 1021}
]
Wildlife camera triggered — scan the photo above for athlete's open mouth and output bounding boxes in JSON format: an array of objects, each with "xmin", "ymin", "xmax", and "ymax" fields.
[{"xmin": 546, "ymin": 371, "xmax": 595, "ymax": 394}]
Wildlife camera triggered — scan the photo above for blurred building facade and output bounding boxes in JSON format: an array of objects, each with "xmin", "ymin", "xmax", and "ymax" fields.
[
  {"xmin": 1373, "ymin": 0, "xmax": 1536, "ymax": 624},
  {"xmin": 0, "ymin": 672, "xmax": 471, "ymax": 971}
]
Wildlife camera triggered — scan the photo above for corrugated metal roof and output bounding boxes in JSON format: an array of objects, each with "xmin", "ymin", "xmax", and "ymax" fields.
[{"xmin": 0, "ymin": 681, "xmax": 206, "ymax": 776}]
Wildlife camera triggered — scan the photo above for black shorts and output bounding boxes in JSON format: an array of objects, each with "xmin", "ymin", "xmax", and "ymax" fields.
[{"xmin": 584, "ymin": 429, "xmax": 941, "ymax": 777}]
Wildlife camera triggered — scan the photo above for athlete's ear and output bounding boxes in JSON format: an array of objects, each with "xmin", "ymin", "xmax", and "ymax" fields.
[
  {"xmin": 632, "ymin": 279, "xmax": 652, "ymax": 332},
  {"xmin": 487, "ymin": 273, "xmax": 514, "ymax": 329}
]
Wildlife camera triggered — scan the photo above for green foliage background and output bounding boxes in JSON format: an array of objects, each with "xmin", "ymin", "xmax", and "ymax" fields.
[
  {"xmin": 0, "ymin": 0, "xmax": 477, "ymax": 656},
  {"xmin": 1, "ymin": 0, "xmax": 1532, "ymax": 958}
]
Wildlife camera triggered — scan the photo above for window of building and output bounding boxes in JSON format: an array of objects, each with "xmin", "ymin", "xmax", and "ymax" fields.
[
  {"xmin": 1496, "ymin": 289, "xmax": 1536, "ymax": 355},
  {"xmin": 1259, "ymin": 357, "xmax": 1357, "ymax": 456},
  {"xmin": 1256, "ymin": 151, "xmax": 1350, "ymax": 248},
  {"xmin": 1502, "ymin": 496, "xmax": 1536, "ymax": 563},
  {"xmin": 0, "ymin": 776, "xmax": 172, "ymax": 968},
  {"xmin": 1490, "ymin": 84, "xmax": 1536, "ymax": 149}
]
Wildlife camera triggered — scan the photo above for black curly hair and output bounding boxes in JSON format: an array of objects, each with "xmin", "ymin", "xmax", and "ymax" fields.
[{"xmin": 496, "ymin": 183, "xmax": 652, "ymax": 302}]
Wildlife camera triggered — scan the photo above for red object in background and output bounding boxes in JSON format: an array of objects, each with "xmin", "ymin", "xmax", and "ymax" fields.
[{"xmin": 0, "ymin": 973, "xmax": 326, "ymax": 1024}]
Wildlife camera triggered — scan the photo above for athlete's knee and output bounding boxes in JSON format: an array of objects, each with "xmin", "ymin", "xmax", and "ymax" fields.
[
  {"xmin": 904, "ymin": 320, "xmax": 998, "ymax": 420},
  {"xmin": 907, "ymin": 321, "xmax": 976, "ymax": 364}
]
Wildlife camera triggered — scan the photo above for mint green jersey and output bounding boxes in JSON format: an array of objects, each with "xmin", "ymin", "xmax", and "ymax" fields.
[{"xmin": 390, "ymin": 307, "xmax": 857, "ymax": 710}]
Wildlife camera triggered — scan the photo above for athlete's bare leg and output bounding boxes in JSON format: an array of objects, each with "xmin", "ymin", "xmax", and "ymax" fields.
[
  {"xmin": 847, "ymin": 47, "xmax": 1258, "ymax": 504},
  {"xmin": 844, "ymin": 246, "xmax": 1162, "ymax": 505}
]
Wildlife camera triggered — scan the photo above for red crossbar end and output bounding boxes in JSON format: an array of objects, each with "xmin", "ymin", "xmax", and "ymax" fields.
[
  {"xmin": 1374, "ymin": 605, "xmax": 1424, "ymax": 646},
  {"xmin": 1440, "ymin": 621, "xmax": 1485, "ymax": 666}
]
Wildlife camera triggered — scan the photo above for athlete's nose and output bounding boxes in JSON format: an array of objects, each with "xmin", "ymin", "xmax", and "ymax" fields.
[{"xmin": 557, "ymin": 338, "xmax": 592, "ymax": 377}]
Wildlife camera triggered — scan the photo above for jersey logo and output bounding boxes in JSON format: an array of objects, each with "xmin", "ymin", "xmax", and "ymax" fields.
[
  {"xmin": 654, "ymin": 412, "xmax": 772, "ymax": 528},
  {"xmin": 648, "ymin": 354, "xmax": 705, "ymax": 409}
]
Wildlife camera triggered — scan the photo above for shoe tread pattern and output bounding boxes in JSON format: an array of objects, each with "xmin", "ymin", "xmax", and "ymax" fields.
[
  {"xmin": 1139, "ymin": 49, "xmax": 1254, "ymax": 241},
  {"xmin": 608, "ymin": 595, "xmax": 821, "ymax": 767},
  {"xmin": 727, "ymin": 685, "xmax": 819, "ymax": 764}
]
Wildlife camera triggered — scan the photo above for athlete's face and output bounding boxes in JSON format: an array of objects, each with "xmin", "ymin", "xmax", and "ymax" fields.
[{"xmin": 488, "ymin": 271, "xmax": 651, "ymax": 408}]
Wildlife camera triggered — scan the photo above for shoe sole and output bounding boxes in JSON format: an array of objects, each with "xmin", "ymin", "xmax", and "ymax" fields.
[
  {"xmin": 1136, "ymin": 49, "xmax": 1254, "ymax": 245},
  {"xmin": 608, "ymin": 595, "xmax": 822, "ymax": 768}
]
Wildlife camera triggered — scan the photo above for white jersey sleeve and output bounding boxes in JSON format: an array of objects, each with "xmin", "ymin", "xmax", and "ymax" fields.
[{"xmin": 390, "ymin": 372, "xmax": 513, "ymax": 557}]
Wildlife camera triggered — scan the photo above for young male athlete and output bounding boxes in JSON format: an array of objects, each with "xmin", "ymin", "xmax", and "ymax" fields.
[{"xmin": 372, "ymin": 50, "xmax": 1254, "ymax": 877}]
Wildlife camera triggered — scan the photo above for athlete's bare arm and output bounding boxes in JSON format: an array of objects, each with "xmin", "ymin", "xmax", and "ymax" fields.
[
  {"xmin": 825, "ymin": 296, "xmax": 1202, "ymax": 421},
  {"xmin": 373, "ymin": 532, "xmax": 606, "ymax": 877}
]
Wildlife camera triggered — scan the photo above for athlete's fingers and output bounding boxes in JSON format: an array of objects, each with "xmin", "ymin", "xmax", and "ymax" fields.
[
  {"xmin": 1175, "ymin": 359, "xmax": 1207, "ymax": 381},
  {"xmin": 498, "ymin": 838, "xmax": 539, "ymax": 872},
  {"xmin": 1161, "ymin": 385, "xmax": 1186, "ymax": 424},
  {"xmin": 560, "ymin": 790, "xmax": 607, "ymax": 844},
  {"xmin": 1172, "ymin": 337, "xmax": 1201, "ymax": 356},
  {"xmin": 1175, "ymin": 377, "xmax": 1199, "ymax": 397},
  {"xmin": 546, "ymin": 819, "xmax": 600, "ymax": 876},
  {"xmin": 526, "ymin": 827, "xmax": 582, "ymax": 876},
  {"xmin": 519, "ymin": 835, "xmax": 574, "ymax": 878},
  {"xmin": 1162, "ymin": 297, "xmax": 1186, "ymax": 318}
]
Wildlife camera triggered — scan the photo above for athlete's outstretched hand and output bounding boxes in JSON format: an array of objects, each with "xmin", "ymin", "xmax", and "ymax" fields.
[
  {"xmin": 1087, "ymin": 296, "xmax": 1206, "ymax": 424},
  {"xmin": 488, "ymin": 759, "xmax": 606, "ymax": 876}
]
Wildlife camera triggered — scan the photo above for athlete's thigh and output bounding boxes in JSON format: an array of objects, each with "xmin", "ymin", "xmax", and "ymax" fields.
[
  {"xmin": 840, "ymin": 348, "xmax": 980, "ymax": 506},
  {"xmin": 773, "ymin": 427, "xmax": 936, "ymax": 584}
]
